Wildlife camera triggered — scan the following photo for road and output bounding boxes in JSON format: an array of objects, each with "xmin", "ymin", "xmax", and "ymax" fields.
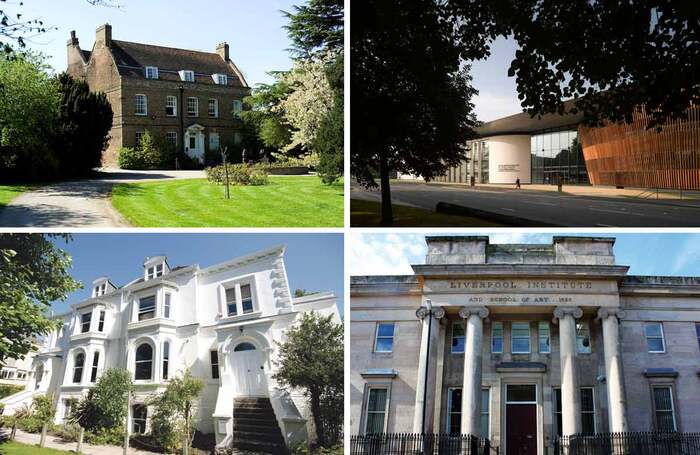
[
  {"xmin": 0, "ymin": 169, "xmax": 205, "ymax": 228},
  {"xmin": 351, "ymin": 182, "xmax": 700, "ymax": 227}
]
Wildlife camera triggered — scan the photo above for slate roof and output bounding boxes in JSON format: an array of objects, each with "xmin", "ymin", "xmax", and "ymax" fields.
[
  {"xmin": 109, "ymin": 40, "xmax": 247, "ymax": 88},
  {"xmin": 81, "ymin": 50, "xmax": 92, "ymax": 61}
]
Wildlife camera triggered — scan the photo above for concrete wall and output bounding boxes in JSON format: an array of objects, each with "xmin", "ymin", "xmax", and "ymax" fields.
[{"xmin": 487, "ymin": 135, "xmax": 531, "ymax": 184}]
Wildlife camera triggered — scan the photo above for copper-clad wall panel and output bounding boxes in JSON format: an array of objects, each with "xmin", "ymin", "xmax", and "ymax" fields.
[{"xmin": 579, "ymin": 105, "xmax": 700, "ymax": 189}]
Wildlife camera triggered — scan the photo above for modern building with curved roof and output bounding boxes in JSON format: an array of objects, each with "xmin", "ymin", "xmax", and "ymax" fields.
[{"xmin": 433, "ymin": 104, "xmax": 700, "ymax": 189}]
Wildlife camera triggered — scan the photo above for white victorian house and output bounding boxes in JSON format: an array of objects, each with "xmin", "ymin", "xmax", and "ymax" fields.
[{"xmin": 1, "ymin": 245, "xmax": 340, "ymax": 453}]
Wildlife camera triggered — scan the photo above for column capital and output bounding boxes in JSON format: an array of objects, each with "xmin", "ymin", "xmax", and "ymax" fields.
[
  {"xmin": 458, "ymin": 306, "xmax": 489, "ymax": 320},
  {"xmin": 597, "ymin": 307, "xmax": 626, "ymax": 321},
  {"xmin": 552, "ymin": 306, "xmax": 583, "ymax": 323},
  {"xmin": 416, "ymin": 306, "xmax": 446, "ymax": 320}
]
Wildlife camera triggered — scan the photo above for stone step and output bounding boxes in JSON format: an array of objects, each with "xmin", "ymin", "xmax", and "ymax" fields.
[
  {"xmin": 232, "ymin": 438, "xmax": 288, "ymax": 454},
  {"xmin": 235, "ymin": 409, "xmax": 277, "ymax": 419},
  {"xmin": 234, "ymin": 429, "xmax": 285, "ymax": 443},
  {"xmin": 234, "ymin": 402, "xmax": 274, "ymax": 409},
  {"xmin": 234, "ymin": 421, "xmax": 281, "ymax": 432}
]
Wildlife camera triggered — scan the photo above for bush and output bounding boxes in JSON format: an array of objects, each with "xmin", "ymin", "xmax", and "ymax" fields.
[
  {"xmin": 204, "ymin": 164, "xmax": 269, "ymax": 186},
  {"xmin": 117, "ymin": 130, "xmax": 175, "ymax": 170},
  {"xmin": 51, "ymin": 423, "xmax": 81, "ymax": 442},
  {"xmin": 0, "ymin": 384, "xmax": 25, "ymax": 399},
  {"xmin": 117, "ymin": 147, "xmax": 144, "ymax": 170},
  {"xmin": 85, "ymin": 426, "xmax": 125, "ymax": 446}
]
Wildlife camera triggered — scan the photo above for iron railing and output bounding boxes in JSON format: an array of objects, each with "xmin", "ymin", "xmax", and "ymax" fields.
[
  {"xmin": 555, "ymin": 431, "xmax": 700, "ymax": 455},
  {"xmin": 350, "ymin": 433, "xmax": 498, "ymax": 455}
]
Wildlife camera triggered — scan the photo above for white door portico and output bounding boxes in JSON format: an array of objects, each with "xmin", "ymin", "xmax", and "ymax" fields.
[{"xmin": 185, "ymin": 124, "xmax": 205, "ymax": 162}]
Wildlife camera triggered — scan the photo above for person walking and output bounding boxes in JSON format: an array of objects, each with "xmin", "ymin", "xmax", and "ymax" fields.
[{"xmin": 515, "ymin": 177, "xmax": 521, "ymax": 189}]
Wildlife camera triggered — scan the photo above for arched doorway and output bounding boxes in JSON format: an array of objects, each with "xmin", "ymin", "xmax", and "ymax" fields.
[{"xmin": 232, "ymin": 342, "xmax": 267, "ymax": 397}]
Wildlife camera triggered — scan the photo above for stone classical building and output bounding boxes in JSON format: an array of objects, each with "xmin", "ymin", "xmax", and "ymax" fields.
[
  {"xmin": 0, "ymin": 351, "xmax": 37, "ymax": 387},
  {"xmin": 350, "ymin": 236, "xmax": 700, "ymax": 455},
  {"xmin": 67, "ymin": 24, "xmax": 249, "ymax": 166},
  {"xmin": 1, "ymin": 246, "xmax": 339, "ymax": 453}
]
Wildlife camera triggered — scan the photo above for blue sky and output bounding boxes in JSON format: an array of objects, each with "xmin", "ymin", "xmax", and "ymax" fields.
[
  {"xmin": 50, "ymin": 233, "xmax": 343, "ymax": 315},
  {"xmin": 15, "ymin": 0, "xmax": 300, "ymax": 86},
  {"xmin": 470, "ymin": 37, "xmax": 522, "ymax": 121},
  {"xmin": 349, "ymin": 232, "xmax": 700, "ymax": 277}
]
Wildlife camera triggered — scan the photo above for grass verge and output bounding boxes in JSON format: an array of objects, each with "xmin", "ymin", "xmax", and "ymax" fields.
[
  {"xmin": 0, "ymin": 441, "xmax": 70, "ymax": 454},
  {"xmin": 351, "ymin": 199, "xmax": 502, "ymax": 227},
  {"xmin": 0, "ymin": 184, "xmax": 33, "ymax": 208},
  {"xmin": 112, "ymin": 176, "xmax": 344, "ymax": 227}
]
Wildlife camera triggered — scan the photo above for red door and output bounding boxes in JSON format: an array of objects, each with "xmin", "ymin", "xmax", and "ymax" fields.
[{"xmin": 506, "ymin": 403, "xmax": 537, "ymax": 455}]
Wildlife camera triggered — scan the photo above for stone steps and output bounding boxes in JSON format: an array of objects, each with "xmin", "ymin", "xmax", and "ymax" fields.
[{"xmin": 232, "ymin": 397, "xmax": 287, "ymax": 454}]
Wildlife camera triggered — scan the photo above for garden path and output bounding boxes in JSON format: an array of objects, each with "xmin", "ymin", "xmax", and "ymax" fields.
[{"xmin": 0, "ymin": 169, "xmax": 204, "ymax": 228}]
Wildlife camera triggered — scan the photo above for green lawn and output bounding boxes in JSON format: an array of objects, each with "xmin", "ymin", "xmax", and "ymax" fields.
[
  {"xmin": 0, "ymin": 184, "xmax": 33, "ymax": 208},
  {"xmin": 112, "ymin": 176, "xmax": 344, "ymax": 227},
  {"xmin": 351, "ymin": 199, "xmax": 502, "ymax": 227},
  {"xmin": 0, "ymin": 441, "xmax": 69, "ymax": 454}
]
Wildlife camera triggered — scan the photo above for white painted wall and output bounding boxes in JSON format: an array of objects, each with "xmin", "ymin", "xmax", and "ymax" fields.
[{"xmin": 486, "ymin": 135, "xmax": 531, "ymax": 184}]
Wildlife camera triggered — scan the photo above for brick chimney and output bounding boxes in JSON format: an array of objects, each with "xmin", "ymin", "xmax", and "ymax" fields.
[
  {"xmin": 96, "ymin": 23, "xmax": 112, "ymax": 48},
  {"xmin": 216, "ymin": 42, "xmax": 229, "ymax": 61},
  {"xmin": 67, "ymin": 30, "xmax": 85, "ymax": 74}
]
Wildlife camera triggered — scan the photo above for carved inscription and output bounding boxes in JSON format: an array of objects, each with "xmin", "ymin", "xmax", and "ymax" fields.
[{"xmin": 449, "ymin": 280, "xmax": 592, "ymax": 290}]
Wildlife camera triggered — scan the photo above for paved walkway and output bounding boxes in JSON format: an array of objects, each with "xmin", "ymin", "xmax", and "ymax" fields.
[
  {"xmin": 0, "ymin": 428, "xmax": 158, "ymax": 454},
  {"xmin": 0, "ymin": 169, "xmax": 205, "ymax": 228}
]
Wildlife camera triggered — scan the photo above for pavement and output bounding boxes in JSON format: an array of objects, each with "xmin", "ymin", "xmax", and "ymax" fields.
[
  {"xmin": 0, "ymin": 427, "xmax": 158, "ymax": 454},
  {"xmin": 351, "ymin": 181, "xmax": 700, "ymax": 227},
  {"xmin": 0, "ymin": 169, "xmax": 205, "ymax": 228}
]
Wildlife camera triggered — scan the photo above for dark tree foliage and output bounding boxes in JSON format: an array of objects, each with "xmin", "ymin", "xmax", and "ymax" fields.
[
  {"xmin": 0, "ymin": 234, "xmax": 80, "ymax": 363},
  {"xmin": 449, "ymin": 1, "xmax": 700, "ymax": 129},
  {"xmin": 283, "ymin": 0, "xmax": 344, "ymax": 58},
  {"xmin": 314, "ymin": 52, "xmax": 343, "ymax": 184},
  {"xmin": 351, "ymin": 0, "xmax": 480, "ymax": 225},
  {"xmin": 52, "ymin": 73, "xmax": 113, "ymax": 177},
  {"xmin": 70, "ymin": 368, "xmax": 132, "ymax": 432}
]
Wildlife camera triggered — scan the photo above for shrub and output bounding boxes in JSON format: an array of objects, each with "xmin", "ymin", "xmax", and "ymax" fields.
[
  {"xmin": 249, "ymin": 169, "xmax": 269, "ymax": 185},
  {"xmin": 204, "ymin": 164, "xmax": 269, "ymax": 186},
  {"xmin": 85, "ymin": 426, "xmax": 125, "ymax": 446},
  {"xmin": 0, "ymin": 384, "xmax": 25, "ymax": 399},
  {"xmin": 117, "ymin": 147, "xmax": 144, "ymax": 170},
  {"xmin": 70, "ymin": 369, "xmax": 132, "ymax": 432},
  {"xmin": 51, "ymin": 423, "xmax": 81, "ymax": 442},
  {"xmin": 117, "ymin": 131, "xmax": 175, "ymax": 170}
]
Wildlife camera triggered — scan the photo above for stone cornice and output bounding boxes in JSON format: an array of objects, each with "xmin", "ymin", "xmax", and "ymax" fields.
[
  {"xmin": 351, "ymin": 276, "xmax": 422, "ymax": 296},
  {"xmin": 411, "ymin": 264, "xmax": 630, "ymax": 279},
  {"xmin": 199, "ymin": 245, "xmax": 285, "ymax": 276}
]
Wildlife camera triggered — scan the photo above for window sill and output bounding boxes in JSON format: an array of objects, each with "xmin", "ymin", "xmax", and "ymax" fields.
[
  {"xmin": 70, "ymin": 331, "xmax": 107, "ymax": 342},
  {"xmin": 220, "ymin": 311, "xmax": 262, "ymax": 323},
  {"xmin": 135, "ymin": 113, "xmax": 148, "ymax": 116},
  {"xmin": 127, "ymin": 317, "xmax": 176, "ymax": 331}
]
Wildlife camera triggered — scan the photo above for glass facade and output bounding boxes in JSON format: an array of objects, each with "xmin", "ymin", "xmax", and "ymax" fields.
[{"xmin": 530, "ymin": 128, "xmax": 589, "ymax": 184}]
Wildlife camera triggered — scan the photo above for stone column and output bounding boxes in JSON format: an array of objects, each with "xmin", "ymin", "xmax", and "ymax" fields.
[
  {"xmin": 553, "ymin": 306, "xmax": 583, "ymax": 436},
  {"xmin": 413, "ymin": 305, "xmax": 445, "ymax": 433},
  {"xmin": 459, "ymin": 306, "xmax": 489, "ymax": 436},
  {"xmin": 597, "ymin": 308, "xmax": 629, "ymax": 433}
]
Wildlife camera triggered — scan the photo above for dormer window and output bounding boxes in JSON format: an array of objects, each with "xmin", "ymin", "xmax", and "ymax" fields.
[
  {"xmin": 212, "ymin": 74, "xmax": 227, "ymax": 85},
  {"xmin": 144, "ymin": 256, "xmax": 169, "ymax": 281},
  {"xmin": 93, "ymin": 282, "xmax": 107, "ymax": 297},
  {"xmin": 179, "ymin": 70, "xmax": 195, "ymax": 82},
  {"xmin": 145, "ymin": 66, "xmax": 159, "ymax": 79},
  {"xmin": 146, "ymin": 263, "xmax": 164, "ymax": 280}
]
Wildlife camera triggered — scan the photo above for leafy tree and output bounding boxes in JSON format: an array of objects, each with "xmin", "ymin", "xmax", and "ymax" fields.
[
  {"xmin": 147, "ymin": 371, "xmax": 203, "ymax": 454},
  {"xmin": 70, "ymin": 369, "xmax": 133, "ymax": 432},
  {"xmin": 0, "ymin": 51, "xmax": 61, "ymax": 181},
  {"xmin": 32, "ymin": 394, "xmax": 54, "ymax": 448},
  {"xmin": 52, "ymin": 73, "xmax": 113, "ymax": 177},
  {"xmin": 0, "ymin": 234, "xmax": 80, "ymax": 363},
  {"xmin": 273, "ymin": 311, "xmax": 343, "ymax": 448},
  {"xmin": 351, "ymin": 0, "xmax": 480, "ymax": 225},
  {"xmin": 283, "ymin": 0, "xmax": 344, "ymax": 59},
  {"xmin": 313, "ymin": 52, "xmax": 343, "ymax": 184},
  {"xmin": 243, "ymin": 74, "xmax": 294, "ymax": 150}
]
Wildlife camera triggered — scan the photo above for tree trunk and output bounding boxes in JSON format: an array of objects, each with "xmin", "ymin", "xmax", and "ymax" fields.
[
  {"xmin": 10, "ymin": 422, "xmax": 16, "ymax": 440},
  {"xmin": 77, "ymin": 426, "xmax": 85, "ymax": 454},
  {"xmin": 124, "ymin": 392, "xmax": 130, "ymax": 455},
  {"xmin": 40, "ymin": 422, "xmax": 47, "ymax": 447},
  {"xmin": 310, "ymin": 390, "xmax": 326, "ymax": 448},
  {"xmin": 379, "ymin": 151, "xmax": 393, "ymax": 226},
  {"xmin": 183, "ymin": 401, "xmax": 190, "ymax": 455}
]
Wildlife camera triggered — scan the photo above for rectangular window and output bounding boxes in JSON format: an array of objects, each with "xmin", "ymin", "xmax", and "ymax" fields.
[
  {"xmin": 581, "ymin": 387, "xmax": 595, "ymax": 434},
  {"xmin": 492, "ymin": 322, "xmax": 503, "ymax": 353},
  {"xmin": 645, "ymin": 322, "xmax": 666, "ymax": 353},
  {"xmin": 554, "ymin": 388, "xmax": 562, "ymax": 437},
  {"xmin": 241, "ymin": 284, "xmax": 254, "ymax": 313},
  {"xmin": 100, "ymin": 283, "xmax": 106, "ymax": 295},
  {"xmin": 138, "ymin": 296, "xmax": 156, "ymax": 321},
  {"xmin": 180, "ymin": 70, "xmax": 195, "ymax": 82},
  {"xmin": 653, "ymin": 386, "xmax": 676, "ymax": 432},
  {"xmin": 166, "ymin": 95, "xmax": 177, "ymax": 117},
  {"xmin": 365, "ymin": 388, "xmax": 388, "ymax": 434},
  {"xmin": 696, "ymin": 323, "xmax": 700, "ymax": 350},
  {"xmin": 209, "ymin": 132, "xmax": 220, "ymax": 151},
  {"xmin": 511, "ymin": 322, "xmax": 531, "ymax": 354},
  {"xmin": 163, "ymin": 293, "xmax": 171, "ymax": 319},
  {"xmin": 539, "ymin": 321, "xmax": 551, "ymax": 354},
  {"xmin": 98, "ymin": 310, "xmax": 105, "ymax": 332},
  {"xmin": 132, "ymin": 405, "xmax": 148, "ymax": 434},
  {"xmin": 135, "ymin": 94, "xmax": 147, "ymax": 115},
  {"xmin": 233, "ymin": 99, "xmax": 243, "ymax": 118},
  {"xmin": 135, "ymin": 131, "xmax": 144, "ymax": 148},
  {"xmin": 447, "ymin": 388, "xmax": 461, "ymax": 434},
  {"xmin": 145, "ymin": 66, "xmax": 158, "ymax": 79},
  {"xmin": 189, "ymin": 136, "xmax": 196, "ymax": 149},
  {"xmin": 166, "ymin": 132, "xmax": 177, "ymax": 148},
  {"xmin": 155, "ymin": 264, "xmax": 163, "ymax": 277},
  {"xmin": 577, "ymin": 322, "xmax": 592, "ymax": 354},
  {"xmin": 374, "ymin": 323, "xmax": 395, "ymax": 353},
  {"xmin": 215, "ymin": 74, "xmax": 227, "ymax": 85},
  {"xmin": 162, "ymin": 342, "xmax": 169, "ymax": 380},
  {"xmin": 90, "ymin": 352, "xmax": 99, "ymax": 383},
  {"xmin": 81, "ymin": 313, "xmax": 92, "ymax": 333},
  {"xmin": 210, "ymin": 350, "xmax": 220, "ymax": 379},
  {"xmin": 225, "ymin": 288, "xmax": 237, "ymax": 316},
  {"xmin": 93, "ymin": 285, "xmax": 100, "ymax": 297},
  {"xmin": 208, "ymin": 98, "xmax": 218, "ymax": 117},
  {"xmin": 481, "ymin": 388, "xmax": 490, "ymax": 438},
  {"xmin": 451, "ymin": 323, "xmax": 465, "ymax": 354},
  {"xmin": 187, "ymin": 97, "xmax": 198, "ymax": 117}
]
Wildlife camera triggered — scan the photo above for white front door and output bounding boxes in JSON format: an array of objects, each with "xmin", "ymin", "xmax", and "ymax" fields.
[
  {"xmin": 185, "ymin": 127, "xmax": 205, "ymax": 162},
  {"xmin": 232, "ymin": 344, "xmax": 267, "ymax": 397}
]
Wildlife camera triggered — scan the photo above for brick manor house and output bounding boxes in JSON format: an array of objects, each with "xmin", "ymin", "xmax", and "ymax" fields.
[{"xmin": 67, "ymin": 24, "xmax": 250, "ymax": 166}]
